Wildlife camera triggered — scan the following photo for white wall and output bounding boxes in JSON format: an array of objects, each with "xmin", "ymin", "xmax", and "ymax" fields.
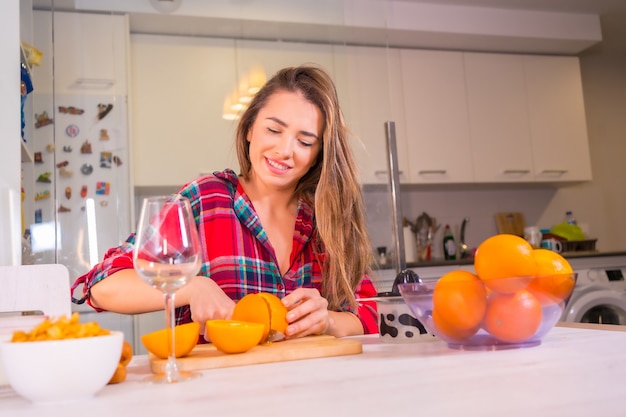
[{"xmin": 0, "ymin": 0, "xmax": 21, "ymax": 266}]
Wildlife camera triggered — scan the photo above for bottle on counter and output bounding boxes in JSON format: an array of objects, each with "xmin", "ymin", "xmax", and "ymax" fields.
[
  {"xmin": 565, "ymin": 211, "xmax": 577, "ymax": 225},
  {"xmin": 442, "ymin": 224, "xmax": 456, "ymax": 261}
]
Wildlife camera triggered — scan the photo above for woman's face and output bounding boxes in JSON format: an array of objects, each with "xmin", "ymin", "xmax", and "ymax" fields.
[{"xmin": 247, "ymin": 90, "xmax": 322, "ymax": 191}]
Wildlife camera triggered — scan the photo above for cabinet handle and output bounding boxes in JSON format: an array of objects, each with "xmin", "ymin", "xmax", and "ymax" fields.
[
  {"xmin": 540, "ymin": 169, "xmax": 568, "ymax": 176},
  {"xmin": 74, "ymin": 78, "xmax": 115, "ymax": 88},
  {"xmin": 374, "ymin": 170, "xmax": 405, "ymax": 176},
  {"xmin": 418, "ymin": 170, "xmax": 447, "ymax": 175},
  {"xmin": 503, "ymin": 169, "xmax": 531, "ymax": 175}
]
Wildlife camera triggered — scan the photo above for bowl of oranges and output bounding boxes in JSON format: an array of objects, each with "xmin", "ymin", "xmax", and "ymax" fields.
[{"xmin": 399, "ymin": 234, "xmax": 576, "ymax": 350}]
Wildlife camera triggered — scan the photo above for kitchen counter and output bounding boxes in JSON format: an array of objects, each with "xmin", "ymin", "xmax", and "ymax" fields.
[{"xmin": 2, "ymin": 323, "xmax": 626, "ymax": 416}]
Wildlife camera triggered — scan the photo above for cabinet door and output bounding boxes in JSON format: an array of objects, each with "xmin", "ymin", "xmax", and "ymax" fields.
[
  {"xmin": 235, "ymin": 39, "xmax": 335, "ymax": 91},
  {"xmin": 52, "ymin": 12, "xmax": 128, "ymax": 95},
  {"xmin": 464, "ymin": 53, "xmax": 534, "ymax": 182},
  {"xmin": 130, "ymin": 35, "xmax": 239, "ymax": 187},
  {"xmin": 524, "ymin": 56, "xmax": 592, "ymax": 181},
  {"xmin": 333, "ymin": 46, "xmax": 408, "ymax": 184},
  {"xmin": 401, "ymin": 50, "xmax": 474, "ymax": 183}
]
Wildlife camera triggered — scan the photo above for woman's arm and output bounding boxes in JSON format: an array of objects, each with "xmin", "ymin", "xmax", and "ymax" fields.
[{"xmin": 89, "ymin": 270, "xmax": 236, "ymax": 322}]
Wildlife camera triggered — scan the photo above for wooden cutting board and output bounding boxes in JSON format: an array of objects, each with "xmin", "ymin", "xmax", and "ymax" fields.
[
  {"xmin": 149, "ymin": 335, "xmax": 362, "ymax": 373},
  {"xmin": 495, "ymin": 212, "xmax": 526, "ymax": 236}
]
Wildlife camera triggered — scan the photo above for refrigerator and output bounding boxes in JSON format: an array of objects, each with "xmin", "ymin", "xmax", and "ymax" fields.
[{"xmin": 23, "ymin": 91, "xmax": 138, "ymax": 346}]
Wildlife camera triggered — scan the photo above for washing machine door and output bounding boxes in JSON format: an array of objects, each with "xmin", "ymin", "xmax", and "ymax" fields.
[{"xmin": 563, "ymin": 290, "xmax": 626, "ymax": 325}]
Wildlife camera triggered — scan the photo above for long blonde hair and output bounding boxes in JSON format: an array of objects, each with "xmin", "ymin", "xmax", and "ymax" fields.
[{"xmin": 235, "ymin": 65, "xmax": 373, "ymax": 310}]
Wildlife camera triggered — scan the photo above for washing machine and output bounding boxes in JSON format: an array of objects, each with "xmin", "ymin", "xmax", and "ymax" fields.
[{"xmin": 561, "ymin": 265, "xmax": 626, "ymax": 325}]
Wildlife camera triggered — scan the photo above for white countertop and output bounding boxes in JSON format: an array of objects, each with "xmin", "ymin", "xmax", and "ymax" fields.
[{"xmin": 2, "ymin": 323, "xmax": 626, "ymax": 416}]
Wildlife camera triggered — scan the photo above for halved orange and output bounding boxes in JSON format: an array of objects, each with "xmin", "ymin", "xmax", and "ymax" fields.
[
  {"xmin": 232, "ymin": 293, "xmax": 288, "ymax": 342},
  {"xmin": 141, "ymin": 322, "xmax": 200, "ymax": 359},
  {"xmin": 205, "ymin": 320, "xmax": 265, "ymax": 354}
]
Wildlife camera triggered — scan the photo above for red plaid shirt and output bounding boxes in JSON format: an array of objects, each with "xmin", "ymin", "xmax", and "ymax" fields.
[{"xmin": 72, "ymin": 169, "xmax": 378, "ymax": 334}]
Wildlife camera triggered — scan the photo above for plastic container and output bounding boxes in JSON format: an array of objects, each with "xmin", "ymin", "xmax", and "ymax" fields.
[
  {"xmin": 565, "ymin": 211, "xmax": 577, "ymax": 225},
  {"xmin": 442, "ymin": 224, "xmax": 456, "ymax": 260}
]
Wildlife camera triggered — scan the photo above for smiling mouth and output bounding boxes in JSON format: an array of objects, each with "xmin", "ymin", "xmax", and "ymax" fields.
[{"xmin": 266, "ymin": 157, "xmax": 290, "ymax": 172}]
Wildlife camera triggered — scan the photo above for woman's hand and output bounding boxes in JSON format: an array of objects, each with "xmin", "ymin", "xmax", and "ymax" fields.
[
  {"xmin": 183, "ymin": 276, "xmax": 236, "ymax": 334},
  {"xmin": 281, "ymin": 288, "xmax": 332, "ymax": 339}
]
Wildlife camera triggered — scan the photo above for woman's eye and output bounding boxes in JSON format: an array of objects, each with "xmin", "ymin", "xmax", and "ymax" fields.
[
  {"xmin": 267, "ymin": 127, "xmax": 280, "ymax": 134},
  {"xmin": 298, "ymin": 139, "xmax": 313, "ymax": 148}
]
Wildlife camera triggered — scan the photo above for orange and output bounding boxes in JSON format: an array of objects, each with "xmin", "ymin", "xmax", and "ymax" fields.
[
  {"xmin": 232, "ymin": 292, "xmax": 288, "ymax": 342},
  {"xmin": 483, "ymin": 290, "xmax": 542, "ymax": 343},
  {"xmin": 205, "ymin": 320, "xmax": 265, "ymax": 354},
  {"xmin": 432, "ymin": 270, "xmax": 487, "ymax": 340},
  {"xmin": 474, "ymin": 234, "xmax": 537, "ymax": 293},
  {"xmin": 141, "ymin": 322, "xmax": 200, "ymax": 359},
  {"xmin": 527, "ymin": 249, "xmax": 575, "ymax": 305}
]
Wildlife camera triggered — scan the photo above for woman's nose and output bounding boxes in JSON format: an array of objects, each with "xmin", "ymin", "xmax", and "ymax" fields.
[{"xmin": 273, "ymin": 136, "xmax": 294, "ymax": 158}]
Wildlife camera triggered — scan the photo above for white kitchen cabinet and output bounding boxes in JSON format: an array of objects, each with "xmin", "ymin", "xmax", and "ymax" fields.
[
  {"xmin": 464, "ymin": 53, "xmax": 534, "ymax": 182},
  {"xmin": 235, "ymin": 39, "xmax": 335, "ymax": 84},
  {"xmin": 130, "ymin": 35, "xmax": 239, "ymax": 187},
  {"xmin": 45, "ymin": 12, "xmax": 128, "ymax": 96},
  {"xmin": 400, "ymin": 49, "xmax": 474, "ymax": 184},
  {"xmin": 523, "ymin": 55, "xmax": 592, "ymax": 182},
  {"xmin": 333, "ymin": 46, "xmax": 408, "ymax": 185}
]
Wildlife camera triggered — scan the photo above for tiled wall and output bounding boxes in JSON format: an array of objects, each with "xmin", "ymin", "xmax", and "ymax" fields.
[{"xmin": 364, "ymin": 185, "xmax": 559, "ymax": 261}]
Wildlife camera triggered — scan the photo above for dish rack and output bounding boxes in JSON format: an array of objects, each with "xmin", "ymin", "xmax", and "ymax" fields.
[{"xmin": 542, "ymin": 233, "xmax": 597, "ymax": 252}]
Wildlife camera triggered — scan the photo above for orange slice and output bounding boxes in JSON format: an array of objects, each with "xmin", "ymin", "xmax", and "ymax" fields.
[
  {"xmin": 205, "ymin": 320, "xmax": 265, "ymax": 354},
  {"xmin": 232, "ymin": 293, "xmax": 288, "ymax": 342},
  {"xmin": 141, "ymin": 322, "xmax": 200, "ymax": 359}
]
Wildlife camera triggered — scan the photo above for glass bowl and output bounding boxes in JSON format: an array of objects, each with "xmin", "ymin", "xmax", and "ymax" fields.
[{"xmin": 398, "ymin": 273, "xmax": 576, "ymax": 350}]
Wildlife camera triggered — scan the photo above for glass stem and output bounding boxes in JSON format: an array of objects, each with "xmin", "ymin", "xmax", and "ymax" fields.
[{"xmin": 164, "ymin": 291, "xmax": 179, "ymax": 383}]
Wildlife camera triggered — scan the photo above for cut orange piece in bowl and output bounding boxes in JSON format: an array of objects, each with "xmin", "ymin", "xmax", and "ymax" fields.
[
  {"xmin": 232, "ymin": 292, "xmax": 288, "ymax": 342},
  {"xmin": 141, "ymin": 322, "xmax": 200, "ymax": 359},
  {"xmin": 205, "ymin": 320, "xmax": 265, "ymax": 354}
]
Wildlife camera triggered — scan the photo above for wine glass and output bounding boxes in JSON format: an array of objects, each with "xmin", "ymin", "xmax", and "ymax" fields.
[{"xmin": 133, "ymin": 195, "xmax": 202, "ymax": 383}]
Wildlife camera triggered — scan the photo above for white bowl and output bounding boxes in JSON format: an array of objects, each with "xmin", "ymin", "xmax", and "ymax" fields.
[
  {"xmin": 0, "ymin": 331, "xmax": 123, "ymax": 404},
  {"xmin": 0, "ymin": 315, "xmax": 48, "ymax": 386}
]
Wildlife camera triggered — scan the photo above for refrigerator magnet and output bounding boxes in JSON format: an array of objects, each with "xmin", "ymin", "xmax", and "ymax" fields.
[
  {"xmin": 59, "ymin": 167, "xmax": 74, "ymax": 178},
  {"xmin": 100, "ymin": 129, "xmax": 110, "ymax": 141},
  {"xmin": 63, "ymin": 145, "xmax": 73, "ymax": 153},
  {"xmin": 97, "ymin": 103, "xmax": 113, "ymax": 120},
  {"xmin": 65, "ymin": 124, "xmax": 79, "ymax": 137},
  {"xmin": 80, "ymin": 140, "xmax": 92, "ymax": 154},
  {"xmin": 34, "ymin": 111, "xmax": 53, "ymax": 128},
  {"xmin": 80, "ymin": 163, "xmax": 93, "ymax": 175},
  {"xmin": 80, "ymin": 186, "xmax": 88, "ymax": 198}
]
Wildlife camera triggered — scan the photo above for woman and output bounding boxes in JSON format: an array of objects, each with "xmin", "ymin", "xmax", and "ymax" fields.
[{"xmin": 72, "ymin": 65, "xmax": 378, "ymax": 338}]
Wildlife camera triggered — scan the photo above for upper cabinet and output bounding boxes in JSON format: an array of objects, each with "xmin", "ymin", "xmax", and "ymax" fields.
[
  {"xmin": 464, "ymin": 53, "xmax": 534, "ymax": 183},
  {"xmin": 400, "ymin": 50, "xmax": 474, "ymax": 184},
  {"xmin": 130, "ymin": 35, "xmax": 239, "ymax": 187},
  {"xmin": 333, "ymin": 46, "xmax": 408, "ymax": 185},
  {"xmin": 464, "ymin": 52, "xmax": 592, "ymax": 183},
  {"xmin": 523, "ymin": 55, "xmax": 592, "ymax": 182},
  {"xmin": 48, "ymin": 12, "xmax": 128, "ymax": 95}
]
